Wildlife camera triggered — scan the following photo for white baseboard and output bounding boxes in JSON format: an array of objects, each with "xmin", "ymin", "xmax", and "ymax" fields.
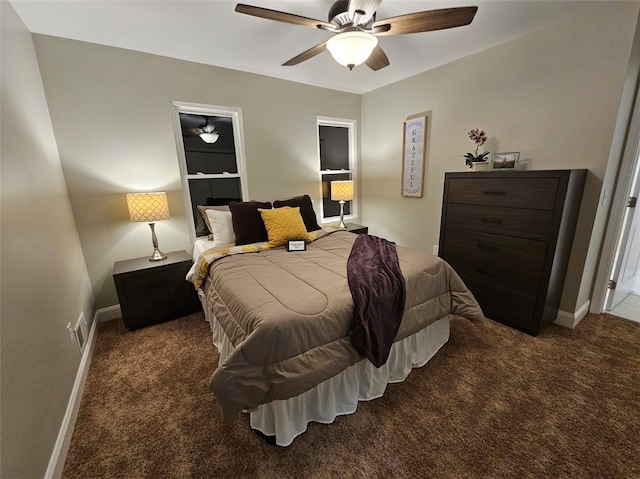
[
  {"xmin": 45, "ymin": 305, "xmax": 119, "ymax": 479},
  {"xmin": 554, "ymin": 300, "xmax": 591, "ymax": 329},
  {"xmin": 96, "ymin": 304, "xmax": 122, "ymax": 322}
]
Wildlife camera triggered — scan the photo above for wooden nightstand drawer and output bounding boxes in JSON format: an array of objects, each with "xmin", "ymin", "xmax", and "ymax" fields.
[
  {"xmin": 126, "ymin": 289, "xmax": 195, "ymax": 324},
  {"xmin": 447, "ymin": 177, "xmax": 559, "ymax": 210},
  {"xmin": 113, "ymin": 250, "xmax": 200, "ymax": 330},
  {"xmin": 123, "ymin": 268, "xmax": 186, "ymax": 295}
]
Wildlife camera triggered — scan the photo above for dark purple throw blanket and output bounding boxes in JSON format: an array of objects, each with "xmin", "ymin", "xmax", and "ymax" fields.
[{"xmin": 347, "ymin": 234, "xmax": 406, "ymax": 368}]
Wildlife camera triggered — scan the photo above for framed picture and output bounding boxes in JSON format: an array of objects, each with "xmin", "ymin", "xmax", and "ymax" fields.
[
  {"xmin": 491, "ymin": 152, "xmax": 520, "ymax": 170},
  {"xmin": 287, "ymin": 240, "xmax": 306, "ymax": 252},
  {"xmin": 401, "ymin": 116, "xmax": 427, "ymax": 197}
]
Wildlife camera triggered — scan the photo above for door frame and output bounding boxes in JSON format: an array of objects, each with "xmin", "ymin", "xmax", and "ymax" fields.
[
  {"xmin": 605, "ymin": 147, "xmax": 640, "ymax": 311},
  {"xmin": 591, "ymin": 77, "xmax": 640, "ymax": 313}
]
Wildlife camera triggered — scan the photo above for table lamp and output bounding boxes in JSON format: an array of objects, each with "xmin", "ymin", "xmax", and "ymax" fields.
[
  {"xmin": 126, "ymin": 192, "xmax": 170, "ymax": 261},
  {"xmin": 330, "ymin": 180, "xmax": 354, "ymax": 229}
]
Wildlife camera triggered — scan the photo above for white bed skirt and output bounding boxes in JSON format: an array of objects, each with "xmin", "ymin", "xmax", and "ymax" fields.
[{"xmin": 200, "ymin": 292, "xmax": 451, "ymax": 446}]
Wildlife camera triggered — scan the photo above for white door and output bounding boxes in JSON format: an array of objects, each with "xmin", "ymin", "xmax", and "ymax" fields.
[{"xmin": 607, "ymin": 172, "xmax": 640, "ymax": 310}]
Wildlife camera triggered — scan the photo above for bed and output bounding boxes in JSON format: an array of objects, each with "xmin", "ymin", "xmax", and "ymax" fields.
[{"xmin": 187, "ymin": 205, "xmax": 484, "ymax": 445}]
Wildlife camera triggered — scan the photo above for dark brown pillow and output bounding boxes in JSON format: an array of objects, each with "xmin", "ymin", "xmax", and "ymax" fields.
[
  {"xmin": 229, "ymin": 200, "xmax": 273, "ymax": 245},
  {"xmin": 273, "ymin": 195, "xmax": 321, "ymax": 232}
]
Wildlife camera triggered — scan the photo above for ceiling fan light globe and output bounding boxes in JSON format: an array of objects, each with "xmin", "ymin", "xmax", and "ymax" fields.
[
  {"xmin": 199, "ymin": 132, "xmax": 219, "ymax": 144},
  {"xmin": 326, "ymin": 31, "xmax": 378, "ymax": 70}
]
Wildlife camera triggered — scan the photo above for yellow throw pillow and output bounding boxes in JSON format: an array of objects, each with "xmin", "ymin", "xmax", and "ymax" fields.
[{"xmin": 259, "ymin": 206, "xmax": 311, "ymax": 248}]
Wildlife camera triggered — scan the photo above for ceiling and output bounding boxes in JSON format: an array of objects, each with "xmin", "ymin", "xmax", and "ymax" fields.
[{"xmin": 10, "ymin": 0, "xmax": 606, "ymax": 94}]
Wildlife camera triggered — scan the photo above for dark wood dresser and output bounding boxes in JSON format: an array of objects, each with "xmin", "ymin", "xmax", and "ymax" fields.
[
  {"xmin": 113, "ymin": 250, "xmax": 200, "ymax": 330},
  {"xmin": 438, "ymin": 170, "xmax": 586, "ymax": 335}
]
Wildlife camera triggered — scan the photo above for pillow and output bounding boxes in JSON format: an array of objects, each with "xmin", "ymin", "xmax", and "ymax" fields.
[
  {"xmin": 273, "ymin": 194, "xmax": 321, "ymax": 232},
  {"xmin": 229, "ymin": 200, "xmax": 272, "ymax": 245},
  {"xmin": 193, "ymin": 206, "xmax": 210, "ymax": 238},
  {"xmin": 197, "ymin": 205, "xmax": 230, "ymax": 237},
  {"xmin": 259, "ymin": 206, "xmax": 311, "ymax": 248},
  {"xmin": 204, "ymin": 208, "xmax": 235, "ymax": 246}
]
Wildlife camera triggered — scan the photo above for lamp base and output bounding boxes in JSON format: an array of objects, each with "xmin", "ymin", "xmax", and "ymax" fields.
[
  {"xmin": 338, "ymin": 200, "xmax": 346, "ymax": 228},
  {"xmin": 148, "ymin": 222, "xmax": 167, "ymax": 261},
  {"xmin": 149, "ymin": 248, "xmax": 167, "ymax": 262}
]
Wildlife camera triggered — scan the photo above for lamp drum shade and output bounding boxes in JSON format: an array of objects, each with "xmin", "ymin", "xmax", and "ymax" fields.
[
  {"xmin": 126, "ymin": 192, "xmax": 170, "ymax": 222},
  {"xmin": 330, "ymin": 180, "xmax": 354, "ymax": 202}
]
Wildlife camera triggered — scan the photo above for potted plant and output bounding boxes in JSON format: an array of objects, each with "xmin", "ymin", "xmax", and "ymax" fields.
[{"xmin": 464, "ymin": 128, "xmax": 490, "ymax": 170}]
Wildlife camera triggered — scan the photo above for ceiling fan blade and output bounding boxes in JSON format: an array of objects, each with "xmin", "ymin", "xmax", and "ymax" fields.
[
  {"xmin": 185, "ymin": 128, "xmax": 201, "ymax": 136},
  {"xmin": 235, "ymin": 4, "xmax": 337, "ymax": 31},
  {"xmin": 365, "ymin": 45, "xmax": 389, "ymax": 71},
  {"xmin": 282, "ymin": 42, "xmax": 328, "ymax": 66},
  {"xmin": 348, "ymin": 0, "xmax": 382, "ymax": 26},
  {"xmin": 373, "ymin": 6, "xmax": 478, "ymax": 36}
]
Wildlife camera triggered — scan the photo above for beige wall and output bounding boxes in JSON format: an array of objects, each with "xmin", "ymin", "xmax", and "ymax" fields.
[
  {"xmin": 361, "ymin": 2, "xmax": 640, "ymax": 313},
  {"xmin": 0, "ymin": 2, "xmax": 95, "ymax": 477},
  {"xmin": 32, "ymin": 36, "xmax": 362, "ymax": 309}
]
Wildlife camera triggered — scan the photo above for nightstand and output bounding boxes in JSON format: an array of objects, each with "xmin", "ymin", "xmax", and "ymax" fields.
[
  {"xmin": 113, "ymin": 250, "xmax": 200, "ymax": 330},
  {"xmin": 345, "ymin": 223, "xmax": 368, "ymax": 235}
]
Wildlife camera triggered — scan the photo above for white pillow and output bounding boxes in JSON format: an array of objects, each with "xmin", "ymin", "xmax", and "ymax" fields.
[{"xmin": 204, "ymin": 208, "xmax": 235, "ymax": 246}]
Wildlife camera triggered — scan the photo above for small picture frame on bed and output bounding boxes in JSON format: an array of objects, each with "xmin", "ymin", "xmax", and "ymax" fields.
[
  {"xmin": 491, "ymin": 152, "xmax": 520, "ymax": 170},
  {"xmin": 287, "ymin": 240, "xmax": 306, "ymax": 252}
]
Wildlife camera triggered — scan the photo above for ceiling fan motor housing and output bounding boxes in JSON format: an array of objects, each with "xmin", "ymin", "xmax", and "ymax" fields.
[{"xmin": 328, "ymin": 0, "xmax": 375, "ymax": 28}]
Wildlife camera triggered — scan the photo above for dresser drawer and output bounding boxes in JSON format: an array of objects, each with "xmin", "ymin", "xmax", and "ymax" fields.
[
  {"xmin": 445, "ymin": 203, "xmax": 554, "ymax": 241},
  {"xmin": 445, "ymin": 255, "xmax": 542, "ymax": 296},
  {"xmin": 441, "ymin": 230, "xmax": 547, "ymax": 272},
  {"xmin": 464, "ymin": 278, "xmax": 537, "ymax": 330},
  {"xmin": 447, "ymin": 177, "xmax": 559, "ymax": 210}
]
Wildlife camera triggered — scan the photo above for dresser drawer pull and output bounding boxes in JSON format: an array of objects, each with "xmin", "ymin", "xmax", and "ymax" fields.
[
  {"xmin": 473, "ymin": 268, "xmax": 495, "ymax": 276},
  {"xmin": 482, "ymin": 191, "xmax": 506, "ymax": 196},
  {"xmin": 477, "ymin": 243, "xmax": 498, "ymax": 251},
  {"xmin": 480, "ymin": 218, "xmax": 503, "ymax": 224}
]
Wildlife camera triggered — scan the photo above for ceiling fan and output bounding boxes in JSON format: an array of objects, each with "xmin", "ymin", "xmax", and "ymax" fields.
[
  {"xmin": 235, "ymin": 0, "xmax": 478, "ymax": 71},
  {"xmin": 184, "ymin": 116, "xmax": 220, "ymax": 144}
]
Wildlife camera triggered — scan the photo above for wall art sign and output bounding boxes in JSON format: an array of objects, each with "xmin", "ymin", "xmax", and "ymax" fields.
[{"xmin": 401, "ymin": 116, "xmax": 427, "ymax": 197}]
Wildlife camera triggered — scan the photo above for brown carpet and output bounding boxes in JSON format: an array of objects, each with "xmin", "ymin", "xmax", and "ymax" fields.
[{"xmin": 62, "ymin": 312, "xmax": 640, "ymax": 479}]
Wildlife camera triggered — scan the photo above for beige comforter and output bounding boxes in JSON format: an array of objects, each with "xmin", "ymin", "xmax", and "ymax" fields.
[{"xmin": 196, "ymin": 230, "xmax": 484, "ymax": 419}]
